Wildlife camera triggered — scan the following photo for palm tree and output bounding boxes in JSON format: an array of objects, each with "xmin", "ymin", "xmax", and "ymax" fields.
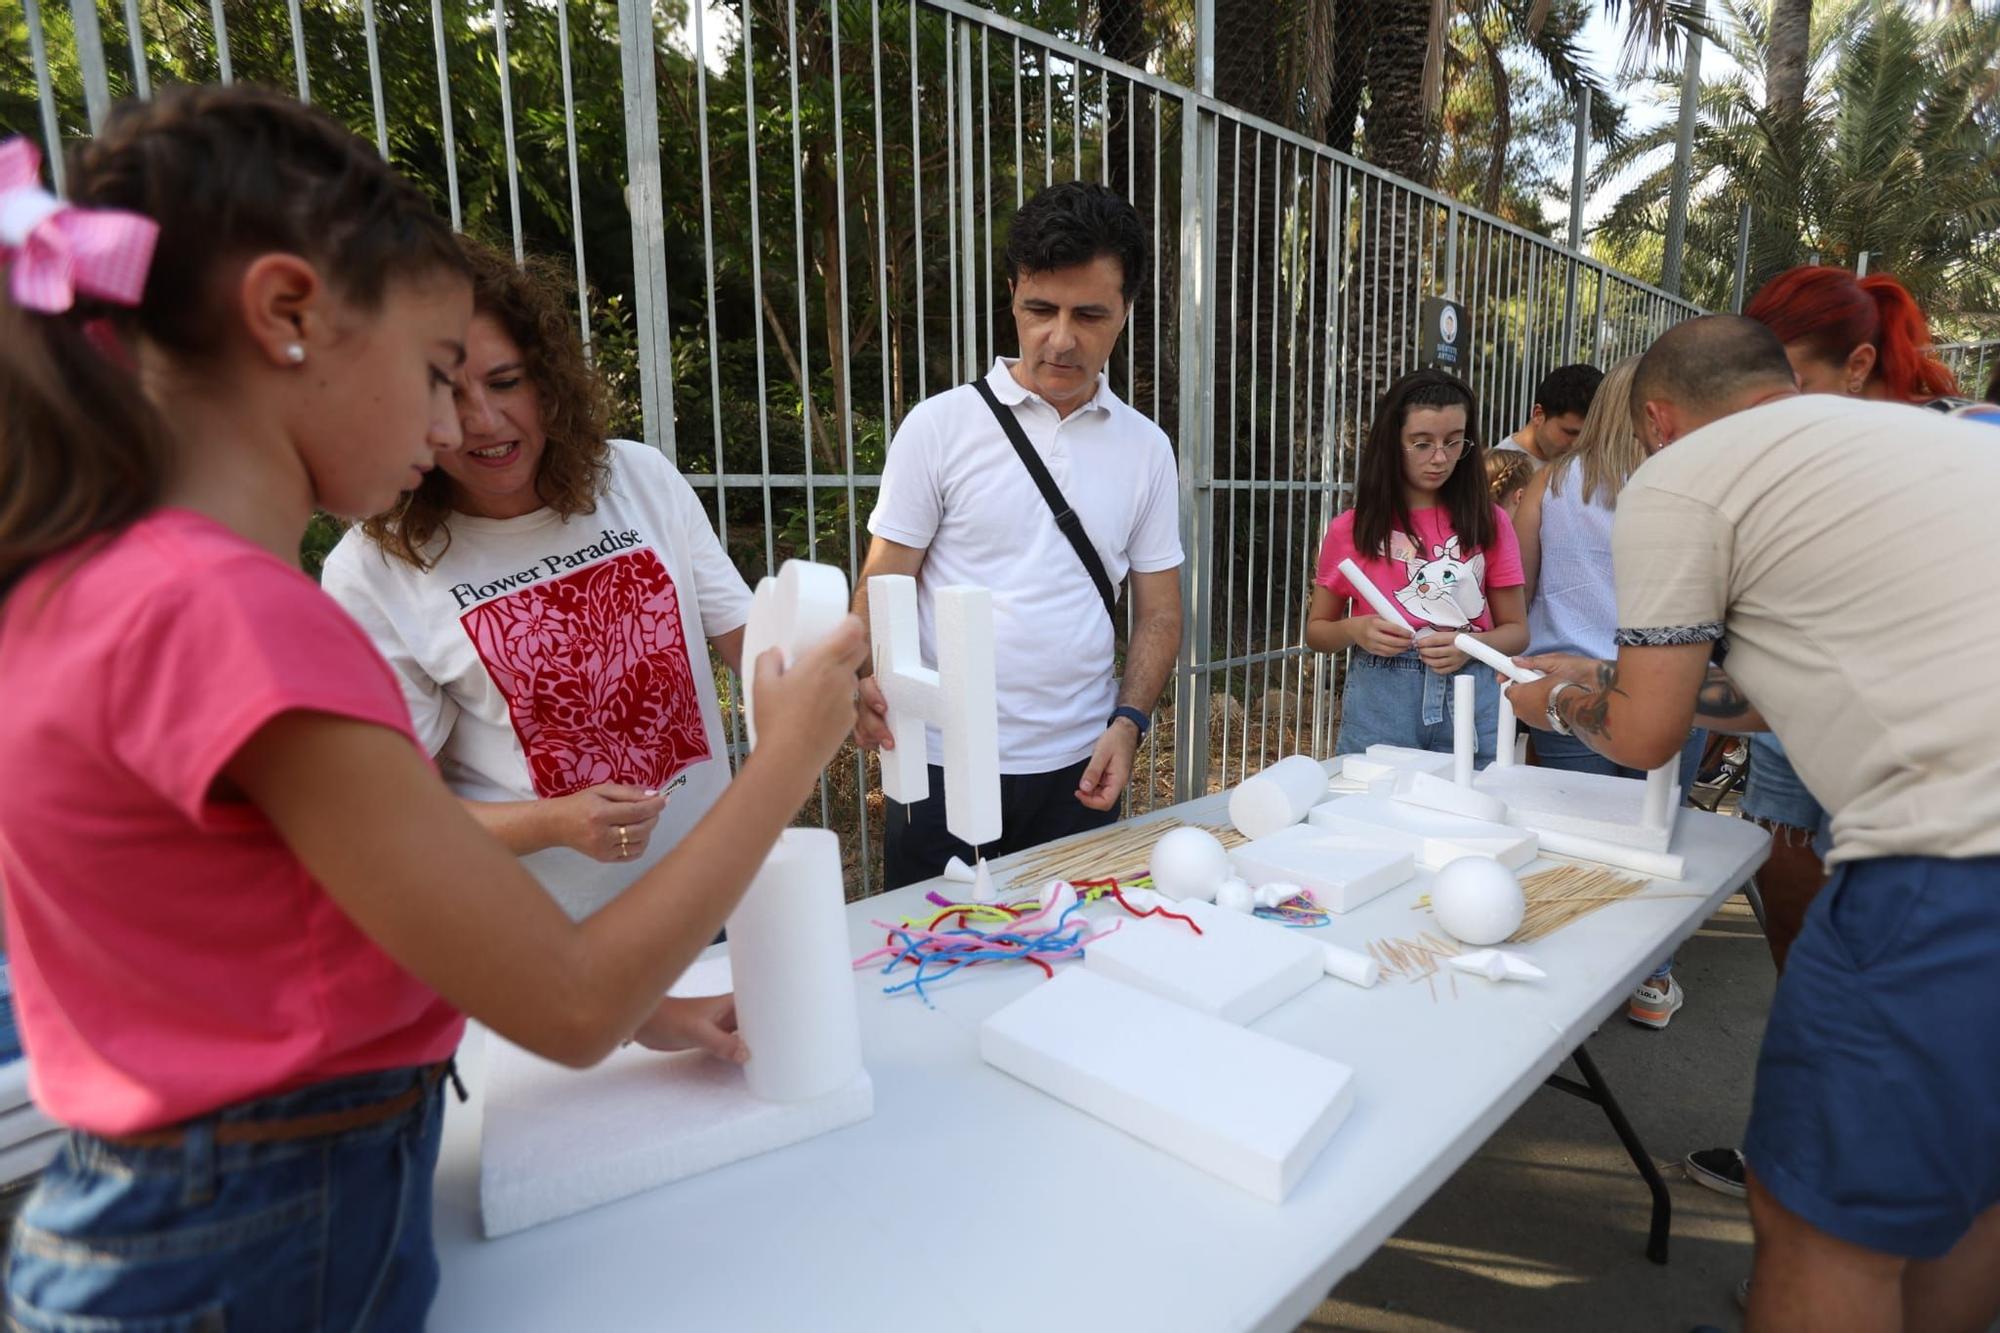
[{"xmin": 1592, "ymin": 0, "xmax": 2000, "ymax": 320}]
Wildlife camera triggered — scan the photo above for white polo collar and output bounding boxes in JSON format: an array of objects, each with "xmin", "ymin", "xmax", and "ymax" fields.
[{"xmin": 984, "ymin": 357, "xmax": 1115, "ymax": 419}]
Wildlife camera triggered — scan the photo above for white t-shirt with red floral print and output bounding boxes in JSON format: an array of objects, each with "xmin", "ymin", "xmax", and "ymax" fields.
[{"xmin": 323, "ymin": 440, "xmax": 752, "ymax": 919}]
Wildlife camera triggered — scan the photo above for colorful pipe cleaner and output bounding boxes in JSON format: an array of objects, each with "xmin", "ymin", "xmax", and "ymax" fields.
[{"xmin": 856, "ymin": 878, "xmax": 1201, "ymax": 1006}]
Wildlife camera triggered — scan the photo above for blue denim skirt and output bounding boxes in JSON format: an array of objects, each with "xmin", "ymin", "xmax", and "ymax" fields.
[
  {"xmin": 7, "ymin": 1064, "xmax": 448, "ymax": 1332},
  {"xmin": 1335, "ymin": 648, "xmax": 1497, "ymax": 766}
]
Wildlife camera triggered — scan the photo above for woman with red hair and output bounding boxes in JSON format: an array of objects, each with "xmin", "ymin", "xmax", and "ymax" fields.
[{"xmin": 1746, "ymin": 264, "xmax": 1959, "ymax": 404}]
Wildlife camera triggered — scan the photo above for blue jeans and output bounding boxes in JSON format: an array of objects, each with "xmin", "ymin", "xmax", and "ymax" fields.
[
  {"xmin": 1335, "ymin": 650, "xmax": 1497, "ymax": 766},
  {"xmin": 7, "ymin": 1064, "xmax": 447, "ymax": 1331},
  {"xmin": 1742, "ymin": 732, "xmax": 1834, "ymax": 859},
  {"xmin": 1532, "ymin": 729, "xmax": 1709, "ymax": 985}
]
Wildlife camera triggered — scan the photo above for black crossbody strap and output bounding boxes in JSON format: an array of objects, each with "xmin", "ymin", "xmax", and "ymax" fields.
[{"xmin": 972, "ymin": 377, "xmax": 1119, "ymax": 624}]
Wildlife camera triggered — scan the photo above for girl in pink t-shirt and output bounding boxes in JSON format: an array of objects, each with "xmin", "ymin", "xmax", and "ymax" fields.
[
  {"xmin": 1306, "ymin": 369, "xmax": 1527, "ymax": 762},
  {"xmin": 0, "ymin": 92, "xmax": 861, "ymax": 1326}
]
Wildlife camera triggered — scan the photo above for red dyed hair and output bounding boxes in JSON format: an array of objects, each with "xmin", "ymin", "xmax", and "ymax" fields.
[{"xmin": 1745, "ymin": 265, "xmax": 1958, "ymax": 402}]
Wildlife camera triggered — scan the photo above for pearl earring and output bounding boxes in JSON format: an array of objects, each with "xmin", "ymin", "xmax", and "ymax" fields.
[{"xmin": 285, "ymin": 343, "xmax": 306, "ymax": 365}]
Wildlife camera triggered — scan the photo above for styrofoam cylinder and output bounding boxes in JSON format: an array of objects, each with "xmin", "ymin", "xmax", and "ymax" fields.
[
  {"xmin": 1336, "ymin": 558, "xmax": 1411, "ymax": 632},
  {"xmin": 1430, "ymin": 855, "xmax": 1526, "ymax": 946},
  {"xmin": 1228, "ymin": 755, "xmax": 1329, "ymax": 839},
  {"xmin": 1495, "ymin": 690, "xmax": 1517, "ymax": 768},
  {"xmin": 726, "ymin": 829, "xmax": 864, "ymax": 1103},
  {"xmin": 1148, "ymin": 826, "xmax": 1230, "ymax": 902},
  {"xmin": 1643, "ymin": 753, "xmax": 1680, "ymax": 831},
  {"xmin": 1536, "ymin": 829, "xmax": 1687, "ymax": 880},
  {"xmin": 1453, "ymin": 674, "xmax": 1476, "ymax": 788},
  {"xmin": 1453, "ymin": 634, "xmax": 1543, "ymax": 684},
  {"xmin": 1322, "ymin": 943, "xmax": 1380, "ymax": 988}
]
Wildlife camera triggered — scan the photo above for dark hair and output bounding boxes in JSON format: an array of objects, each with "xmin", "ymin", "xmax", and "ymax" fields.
[
  {"xmin": 1004, "ymin": 181, "xmax": 1149, "ymax": 303},
  {"xmin": 0, "ymin": 85, "xmax": 465, "ymax": 600},
  {"xmin": 1534, "ymin": 363, "xmax": 1604, "ymax": 419},
  {"xmin": 1745, "ymin": 265, "xmax": 1956, "ymax": 401},
  {"xmin": 1987, "ymin": 360, "xmax": 2000, "ymax": 406},
  {"xmin": 1631, "ymin": 315, "xmax": 1796, "ymax": 422},
  {"xmin": 365, "ymin": 236, "xmax": 609, "ymax": 568},
  {"xmin": 1353, "ymin": 369, "xmax": 1493, "ymax": 561}
]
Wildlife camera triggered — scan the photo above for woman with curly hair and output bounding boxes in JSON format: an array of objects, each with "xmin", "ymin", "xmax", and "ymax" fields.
[{"xmin": 324, "ymin": 237, "xmax": 752, "ymax": 920}]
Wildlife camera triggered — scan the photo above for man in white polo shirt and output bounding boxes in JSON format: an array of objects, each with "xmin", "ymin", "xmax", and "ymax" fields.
[{"xmin": 853, "ymin": 181, "xmax": 1184, "ymax": 888}]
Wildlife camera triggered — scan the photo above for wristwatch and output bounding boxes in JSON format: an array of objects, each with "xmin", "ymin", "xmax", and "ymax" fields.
[
  {"xmin": 1545, "ymin": 682, "xmax": 1584, "ymax": 736},
  {"xmin": 1108, "ymin": 705, "xmax": 1152, "ymax": 739}
]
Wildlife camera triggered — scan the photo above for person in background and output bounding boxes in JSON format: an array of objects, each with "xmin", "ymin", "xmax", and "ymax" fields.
[
  {"xmin": 1511, "ymin": 354, "xmax": 1705, "ymax": 1029},
  {"xmin": 325, "ymin": 238, "xmax": 752, "ymax": 921},
  {"xmin": 0, "ymin": 91, "xmax": 862, "ymax": 1325},
  {"xmin": 1307, "ymin": 369, "xmax": 1527, "ymax": 764},
  {"xmin": 1485, "ymin": 448, "xmax": 1535, "ymax": 520},
  {"xmin": 1506, "ymin": 314, "xmax": 2000, "ymax": 1333},
  {"xmin": 852, "ymin": 181, "xmax": 1184, "ymax": 889},
  {"xmin": 1496, "ymin": 362, "xmax": 1603, "ymax": 468}
]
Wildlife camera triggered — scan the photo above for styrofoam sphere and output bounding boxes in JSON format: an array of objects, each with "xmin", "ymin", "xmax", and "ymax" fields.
[
  {"xmin": 1431, "ymin": 856, "xmax": 1525, "ymax": 946},
  {"xmin": 1148, "ymin": 827, "xmax": 1231, "ymax": 902},
  {"xmin": 1214, "ymin": 877, "xmax": 1255, "ymax": 913}
]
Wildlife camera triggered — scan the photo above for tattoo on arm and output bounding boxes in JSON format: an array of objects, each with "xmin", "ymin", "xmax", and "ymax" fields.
[
  {"xmin": 1556, "ymin": 661, "xmax": 1626, "ymax": 753},
  {"xmin": 1696, "ymin": 666, "xmax": 1753, "ymax": 719}
]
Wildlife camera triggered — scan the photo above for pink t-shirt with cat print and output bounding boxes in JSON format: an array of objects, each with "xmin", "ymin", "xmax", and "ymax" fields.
[{"xmin": 1314, "ymin": 504, "xmax": 1524, "ymax": 634}]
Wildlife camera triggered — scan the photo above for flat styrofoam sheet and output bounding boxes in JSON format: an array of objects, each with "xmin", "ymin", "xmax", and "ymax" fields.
[
  {"xmin": 1474, "ymin": 766, "xmax": 1672, "ymax": 852},
  {"xmin": 981, "ymin": 969, "xmax": 1355, "ymax": 1202},
  {"xmin": 1308, "ymin": 795, "xmax": 1538, "ymax": 871},
  {"xmin": 1230, "ymin": 825, "xmax": 1415, "ymax": 913},
  {"xmin": 480, "ymin": 1038, "xmax": 872, "ymax": 1238},
  {"xmin": 1084, "ymin": 898, "xmax": 1324, "ymax": 1023}
]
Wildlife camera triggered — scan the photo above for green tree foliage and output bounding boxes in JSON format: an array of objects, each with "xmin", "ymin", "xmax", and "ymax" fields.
[{"xmin": 1592, "ymin": 0, "xmax": 2000, "ymax": 325}]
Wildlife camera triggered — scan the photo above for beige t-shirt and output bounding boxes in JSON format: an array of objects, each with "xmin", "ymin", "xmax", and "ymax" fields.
[{"xmin": 1612, "ymin": 394, "xmax": 2000, "ymax": 865}]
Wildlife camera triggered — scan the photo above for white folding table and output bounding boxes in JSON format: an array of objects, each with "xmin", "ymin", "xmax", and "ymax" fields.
[{"xmin": 431, "ymin": 791, "xmax": 1767, "ymax": 1331}]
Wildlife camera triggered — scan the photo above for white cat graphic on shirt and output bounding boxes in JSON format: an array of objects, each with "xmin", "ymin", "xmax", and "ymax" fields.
[{"xmin": 1390, "ymin": 532, "xmax": 1486, "ymax": 628}]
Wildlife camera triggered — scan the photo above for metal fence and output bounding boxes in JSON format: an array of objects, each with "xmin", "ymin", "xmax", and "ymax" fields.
[
  {"xmin": 1939, "ymin": 341, "xmax": 2000, "ymax": 399},
  {"xmin": 12, "ymin": 0, "xmax": 1701, "ymax": 895}
]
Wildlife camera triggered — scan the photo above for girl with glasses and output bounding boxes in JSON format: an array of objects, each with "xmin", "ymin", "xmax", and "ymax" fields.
[{"xmin": 1306, "ymin": 368, "xmax": 1528, "ymax": 764}]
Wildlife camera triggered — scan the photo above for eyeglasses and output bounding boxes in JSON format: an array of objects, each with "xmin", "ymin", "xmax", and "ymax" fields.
[{"xmin": 1401, "ymin": 437, "xmax": 1474, "ymax": 459}]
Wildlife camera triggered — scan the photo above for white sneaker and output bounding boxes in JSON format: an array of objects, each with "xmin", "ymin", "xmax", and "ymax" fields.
[{"xmin": 1628, "ymin": 973, "xmax": 1685, "ymax": 1029}]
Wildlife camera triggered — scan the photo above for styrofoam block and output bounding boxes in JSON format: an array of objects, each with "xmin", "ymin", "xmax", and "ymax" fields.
[
  {"xmin": 1084, "ymin": 898, "xmax": 1323, "ymax": 1024},
  {"xmin": 981, "ymin": 969, "xmax": 1356, "ymax": 1203},
  {"xmin": 480, "ymin": 1038, "xmax": 873, "ymax": 1238},
  {"xmin": 726, "ymin": 829, "xmax": 863, "ymax": 1104},
  {"xmin": 870, "ymin": 575, "xmax": 1002, "ymax": 848},
  {"xmin": 1308, "ymin": 794, "xmax": 1537, "ymax": 871},
  {"xmin": 1473, "ymin": 764, "xmax": 1672, "ymax": 853},
  {"xmin": 1320, "ymin": 942, "xmax": 1380, "ymax": 988},
  {"xmin": 1395, "ymin": 770, "xmax": 1510, "ymax": 825},
  {"xmin": 1228, "ymin": 755, "xmax": 1331, "ymax": 839},
  {"xmin": 1535, "ymin": 828, "xmax": 1687, "ymax": 880},
  {"xmin": 1643, "ymin": 753, "xmax": 1680, "ymax": 831},
  {"xmin": 1230, "ymin": 824, "xmax": 1416, "ymax": 914},
  {"xmin": 1340, "ymin": 749, "xmax": 1452, "ymax": 783},
  {"xmin": 741, "ymin": 559, "xmax": 849, "ymax": 750}
]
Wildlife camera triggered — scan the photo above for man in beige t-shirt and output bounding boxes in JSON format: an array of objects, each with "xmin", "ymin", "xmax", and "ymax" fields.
[{"xmin": 1505, "ymin": 315, "xmax": 2000, "ymax": 1332}]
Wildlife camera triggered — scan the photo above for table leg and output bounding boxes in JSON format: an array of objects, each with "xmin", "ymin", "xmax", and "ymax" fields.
[{"xmin": 1544, "ymin": 1043, "xmax": 1671, "ymax": 1264}]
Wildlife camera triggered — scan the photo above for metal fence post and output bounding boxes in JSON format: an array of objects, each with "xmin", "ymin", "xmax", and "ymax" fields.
[
  {"xmin": 1174, "ymin": 92, "xmax": 1217, "ymax": 802},
  {"xmin": 66, "ymin": 0, "xmax": 112, "ymax": 133},
  {"xmin": 1563, "ymin": 87, "xmax": 1589, "ymax": 359},
  {"xmin": 958, "ymin": 22, "xmax": 978, "ymax": 376},
  {"xmin": 1730, "ymin": 201, "xmax": 1751, "ymax": 311},
  {"xmin": 1662, "ymin": 9, "xmax": 1702, "ymax": 295},
  {"xmin": 617, "ymin": 0, "xmax": 678, "ymax": 459}
]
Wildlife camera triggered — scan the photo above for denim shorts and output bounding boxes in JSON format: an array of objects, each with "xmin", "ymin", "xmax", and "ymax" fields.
[
  {"xmin": 1741, "ymin": 733, "xmax": 1832, "ymax": 856},
  {"xmin": 7, "ymin": 1064, "xmax": 447, "ymax": 1331},
  {"xmin": 1744, "ymin": 855, "xmax": 2000, "ymax": 1258},
  {"xmin": 1335, "ymin": 649, "xmax": 1497, "ymax": 765}
]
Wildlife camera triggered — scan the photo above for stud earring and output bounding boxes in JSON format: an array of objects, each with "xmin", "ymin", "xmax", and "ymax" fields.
[{"xmin": 285, "ymin": 343, "xmax": 306, "ymax": 365}]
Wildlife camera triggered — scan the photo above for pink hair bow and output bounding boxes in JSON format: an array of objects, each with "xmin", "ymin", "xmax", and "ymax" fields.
[{"xmin": 0, "ymin": 137, "xmax": 159, "ymax": 315}]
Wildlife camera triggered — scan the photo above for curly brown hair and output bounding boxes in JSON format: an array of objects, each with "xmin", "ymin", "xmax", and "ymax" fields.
[{"xmin": 362, "ymin": 236, "xmax": 610, "ymax": 567}]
